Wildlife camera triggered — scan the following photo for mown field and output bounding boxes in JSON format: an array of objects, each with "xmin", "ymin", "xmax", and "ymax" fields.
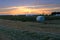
[
  {"xmin": 0, "ymin": 15, "xmax": 60, "ymax": 40},
  {"xmin": 0, "ymin": 26, "xmax": 60, "ymax": 40}
]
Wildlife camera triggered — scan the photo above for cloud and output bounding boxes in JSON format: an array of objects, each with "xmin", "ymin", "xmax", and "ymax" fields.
[{"xmin": 0, "ymin": 4, "xmax": 60, "ymax": 15}]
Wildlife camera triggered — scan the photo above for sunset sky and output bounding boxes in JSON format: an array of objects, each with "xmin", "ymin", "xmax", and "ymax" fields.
[{"xmin": 0, "ymin": 0, "xmax": 60, "ymax": 15}]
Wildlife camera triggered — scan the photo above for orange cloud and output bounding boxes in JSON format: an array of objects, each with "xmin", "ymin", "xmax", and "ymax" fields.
[
  {"xmin": 6, "ymin": 6, "xmax": 51, "ymax": 15},
  {"xmin": 0, "ymin": 5, "xmax": 60, "ymax": 15}
]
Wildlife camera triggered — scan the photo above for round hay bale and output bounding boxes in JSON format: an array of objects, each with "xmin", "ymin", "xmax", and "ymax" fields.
[
  {"xmin": 36, "ymin": 16, "xmax": 45, "ymax": 22},
  {"xmin": 25, "ymin": 14, "xmax": 34, "ymax": 17}
]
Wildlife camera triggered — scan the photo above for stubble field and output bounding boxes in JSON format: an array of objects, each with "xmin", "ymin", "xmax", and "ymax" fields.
[{"xmin": 0, "ymin": 19, "xmax": 60, "ymax": 40}]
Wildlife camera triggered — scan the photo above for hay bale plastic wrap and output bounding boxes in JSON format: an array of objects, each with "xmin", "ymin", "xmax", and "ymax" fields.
[
  {"xmin": 36, "ymin": 16, "xmax": 45, "ymax": 22},
  {"xmin": 25, "ymin": 14, "xmax": 34, "ymax": 17}
]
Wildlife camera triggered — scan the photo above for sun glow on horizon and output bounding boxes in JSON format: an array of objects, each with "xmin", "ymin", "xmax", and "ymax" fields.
[
  {"xmin": 7, "ymin": 6, "xmax": 51, "ymax": 15},
  {"xmin": 0, "ymin": 5, "xmax": 59, "ymax": 15},
  {"xmin": 0, "ymin": 0, "xmax": 60, "ymax": 15}
]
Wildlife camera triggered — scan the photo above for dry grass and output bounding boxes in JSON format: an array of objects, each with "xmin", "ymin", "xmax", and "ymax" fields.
[
  {"xmin": 0, "ymin": 19, "xmax": 60, "ymax": 40},
  {"xmin": 0, "ymin": 19, "xmax": 60, "ymax": 33}
]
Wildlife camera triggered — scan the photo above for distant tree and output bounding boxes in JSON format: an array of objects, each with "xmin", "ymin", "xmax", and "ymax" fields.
[{"xmin": 51, "ymin": 12, "xmax": 60, "ymax": 15}]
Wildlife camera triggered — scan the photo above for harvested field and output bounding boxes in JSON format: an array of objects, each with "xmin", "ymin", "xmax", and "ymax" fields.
[
  {"xmin": 0, "ymin": 19, "xmax": 60, "ymax": 33},
  {"xmin": 0, "ymin": 19, "xmax": 60, "ymax": 40}
]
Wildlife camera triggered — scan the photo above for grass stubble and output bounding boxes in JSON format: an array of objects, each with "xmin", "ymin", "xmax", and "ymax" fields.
[{"xmin": 0, "ymin": 19, "xmax": 60, "ymax": 40}]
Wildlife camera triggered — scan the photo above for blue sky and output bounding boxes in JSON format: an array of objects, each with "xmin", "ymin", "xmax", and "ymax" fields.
[
  {"xmin": 0, "ymin": 0, "xmax": 60, "ymax": 6},
  {"xmin": 0, "ymin": 0, "xmax": 60, "ymax": 15}
]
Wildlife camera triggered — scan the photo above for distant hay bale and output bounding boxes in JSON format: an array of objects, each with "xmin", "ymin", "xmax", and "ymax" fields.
[
  {"xmin": 25, "ymin": 14, "xmax": 34, "ymax": 17},
  {"xmin": 36, "ymin": 16, "xmax": 45, "ymax": 22}
]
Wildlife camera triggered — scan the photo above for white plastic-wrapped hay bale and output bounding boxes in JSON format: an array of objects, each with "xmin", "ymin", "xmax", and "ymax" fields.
[
  {"xmin": 25, "ymin": 14, "xmax": 34, "ymax": 17},
  {"xmin": 36, "ymin": 16, "xmax": 45, "ymax": 22}
]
